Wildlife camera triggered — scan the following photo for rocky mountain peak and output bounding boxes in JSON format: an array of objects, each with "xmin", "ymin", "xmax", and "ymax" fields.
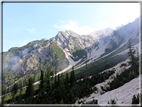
[
  {"xmin": 41, "ymin": 38, "xmax": 47, "ymax": 41},
  {"xmin": 3, "ymin": 16, "xmax": 139, "ymax": 76},
  {"xmin": 65, "ymin": 30, "xmax": 80, "ymax": 37},
  {"xmin": 91, "ymin": 27, "xmax": 113, "ymax": 36},
  {"xmin": 116, "ymin": 17, "xmax": 139, "ymax": 39}
]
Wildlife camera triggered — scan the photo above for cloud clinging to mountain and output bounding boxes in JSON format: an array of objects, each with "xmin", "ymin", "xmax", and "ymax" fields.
[{"xmin": 54, "ymin": 20, "xmax": 95, "ymax": 35}]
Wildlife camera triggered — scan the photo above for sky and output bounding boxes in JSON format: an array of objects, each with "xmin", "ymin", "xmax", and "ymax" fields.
[{"xmin": 3, "ymin": 3, "xmax": 140, "ymax": 52}]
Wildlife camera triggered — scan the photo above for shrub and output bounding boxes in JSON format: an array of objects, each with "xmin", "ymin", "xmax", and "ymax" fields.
[{"xmin": 120, "ymin": 63, "xmax": 127, "ymax": 68}]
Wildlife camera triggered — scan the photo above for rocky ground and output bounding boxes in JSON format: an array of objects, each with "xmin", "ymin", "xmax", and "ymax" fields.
[{"xmin": 76, "ymin": 59, "xmax": 141, "ymax": 104}]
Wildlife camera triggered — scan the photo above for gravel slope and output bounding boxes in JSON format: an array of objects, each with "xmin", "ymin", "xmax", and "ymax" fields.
[{"xmin": 76, "ymin": 59, "xmax": 141, "ymax": 104}]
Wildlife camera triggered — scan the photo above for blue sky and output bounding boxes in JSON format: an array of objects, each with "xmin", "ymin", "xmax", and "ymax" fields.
[{"xmin": 3, "ymin": 3, "xmax": 140, "ymax": 52}]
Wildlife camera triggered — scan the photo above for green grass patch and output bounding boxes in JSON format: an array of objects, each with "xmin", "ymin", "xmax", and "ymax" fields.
[
  {"xmin": 50, "ymin": 43, "xmax": 65, "ymax": 60},
  {"xmin": 50, "ymin": 43, "xmax": 69, "ymax": 72}
]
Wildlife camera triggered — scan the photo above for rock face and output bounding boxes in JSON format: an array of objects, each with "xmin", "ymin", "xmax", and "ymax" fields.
[
  {"xmin": 3, "ymin": 17, "xmax": 140, "ymax": 75},
  {"xmin": 105, "ymin": 17, "xmax": 139, "ymax": 54},
  {"xmin": 3, "ymin": 39, "xmax": 69, "ymax": 74}
]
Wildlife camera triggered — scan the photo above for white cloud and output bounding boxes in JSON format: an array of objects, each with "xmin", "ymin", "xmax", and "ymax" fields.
[
  {"xmin": 54, "ymin": 20, "xmax": 95, "ymax": 35},
  {"xmin": 26, "ymin": 28, "xmax": 36, "ymax": 34}
]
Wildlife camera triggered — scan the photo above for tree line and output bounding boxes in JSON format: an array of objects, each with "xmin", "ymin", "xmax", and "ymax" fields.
[
  {"xmin": 3, "ymin": 65, "xmax": 115, "ymax": 104},
  {"xmin": 100, "ymin": 40, "xmax": 139, "ymax": 93},
  {"xmin": 2, "ymin": 40, "xmax": 140, "ymax": 104}
]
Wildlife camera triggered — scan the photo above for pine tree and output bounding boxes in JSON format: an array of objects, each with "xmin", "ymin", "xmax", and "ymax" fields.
[
  {"xmin": 136, "ymin": 94, "xmax": 139, "ymax": 104},
  {"xmin": 17, "ymin": 81, "xmax": 23, "ymax": 104},
  {"xmin": 132, "ymin": 94, "xmax": 139, "ymax": 104},
  {"xmin": 39, "ymin": 69, "xmax": 44, "ymax": 90},
  {"xmin": 60, "ymin": 73, "xmax": 66, "ymax": 101},
  {"xmin": 38, "ymin": 86, "xmax": 46, "ymax": 103},
  {"xmin": 12, "ymin": 83, "xmax": 18, "ymax": 103},
  {"xmin": 56, "ymin": 74, "xmax": 66, "ymax": 103},
  {"xmin": 89, "ymin": 99, "xmax": 98, "ymax": 104},
  {"xmin": 111, "ymin": 99, "xmax": 116, "ymax": 104},
  {"xmin": 132, "ymin": 95, "xmax": 137, "ymax": 104},
  {"xmin": 11, "ymin": 92, "xmax": 15, "ymax": 104},
  {"xmin": 13, "ymin": 83, "xmax": 18, "ymax": 94},
  {"xmin": 51, "ymin": 70, "xmax": 54, "ymax": 85},
  {"xmin": 70, "ymin": 72, "xmax": 73, "ymax": 87},
  {"xmin": 67, "ymin": 90, "xmax": 75, "ymax": 104},
  {"xmin": 127, "ymin": 40, "xmax": 137, "ymax": 71},
  {"xmin": 70, "ymin": 66, "xmax": 75, "ymax": 87},
  {"xmin": 44, "ymin": 66, "xmax": 51, "ymax": 93},
  {"xmin": 25, "ymin": 77, "xmax": 34, "ymax": 102},
  {"xmin": 38, "ymin": 69, "xmax": 44, "ymax": 103},
  {"xmin": 72, "ymin": 66, "xmax": 75, "ymax": 82},
  {"xmin": 57, "ymin": 74, "xmax": 60, "ymax": 86},
  {"xmin": 66, "ymin": 72, "xmax": 69, "ymax": 83},
  {"xmin": 85, "ymin": 60, "xmax": 88, "ymax": 78},
  {"xmin": 65, "ymin": 72, "xmax": 69, "ymax": 89},
  {"xmin": 54, "ymin": 75, "xmax": 57, "ymax": 88}
]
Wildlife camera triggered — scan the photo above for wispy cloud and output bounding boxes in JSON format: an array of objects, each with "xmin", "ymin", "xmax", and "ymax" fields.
[
  {"xmin": 26, "ymin": 28, "xmax": 36, "ymax": 34},
  {"xmin": 54, "ymin": 20, "xmax": 95, "ymax": 35}
]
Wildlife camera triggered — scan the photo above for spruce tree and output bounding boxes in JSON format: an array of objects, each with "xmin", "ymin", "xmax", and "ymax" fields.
[
  {"xmin": 25, "ymin": 77, "xmax": 34, "ymax": 102},
  {"xmin": 65, "ymin": 72, "xmax": 69, "ymax": 83},
  {"xmin": 70, "ymin": 66, "xmax": 75, "ymax": 87},
  {"xmin": 44, "ymin": 66, "xmax": 51, "ymax": 93},
  {"xmin": 39, "ymin": 69, "xmax": 44, "ymax": 90},
  {"xmin": 85, "ymin": 61, "xmax": 88, "ymax": 78},
  {"xmin": 70, "ymin": 71, "xmax": 73, "ymax": 87},
  {"xmin": 65, "ymin": 72, "xmax": 69, "ymax": 89},
  {"xmin": 60, "ymin": 73, "xmax": 66, "ymax": 101},
  {"xmin": 67, "ymin": 90, "xmax": 75, "ymax": 104},
  {"xmin": 127, "ymin": 40, "xmax": 137, "ymax": 71},
  {"xmin": 54, "ymin": 75, "xmax": 57, "ymax": 88},
  {"xmin": 57, "ymin": 74, "xmax": 60, "ymax": 86},
  {"xmin": 132, "ymin": 94, "xmax": 139, "ymax": 104},
  {"xmin": 72, "ymin": 66, "xmax": 75, "ymax": 82},
  {"xmin": 17, "ymin": 81, "xmax": 23, "ymax": 104},
  {"xmin": 38, "ymin": 69, "xmax": 45, "ymax": 103},
  {"xmin": 111, "ymin": 99, "xmax": 116, "ymax": 104},
  {"xmin": 12, "ymin": 83, "xmax": 18, "ymax": 103},
  {"xmin": 56, "ymin": 74, "xmax": 62, "ymax": 102}
]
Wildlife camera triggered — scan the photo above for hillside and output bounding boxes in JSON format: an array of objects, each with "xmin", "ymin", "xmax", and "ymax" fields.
[
  {"xmin": 76, "ymin": 59, "xmax": 141, "ymax": 104},
  {"xmin": 2, "ymin": 17, "xmax": 140, "ymax": 105}
]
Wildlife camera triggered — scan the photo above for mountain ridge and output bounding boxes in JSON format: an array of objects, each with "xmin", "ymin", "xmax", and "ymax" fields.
[{"xmin": 3, "ymin": 17, "xmax": 140, "ymax": 83}]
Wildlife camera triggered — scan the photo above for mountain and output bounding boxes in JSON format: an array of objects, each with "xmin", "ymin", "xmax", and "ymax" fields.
[
  {"xmin": 3, "ymin": 17, "xmax": 140, "ymax": 85},
  {"xmin": 3, "ymin": 28, "xmax": 114, "ymax": 74},
  {"xmin": 3, "ymin": 40, "xmax": 69, "ymax": 74}
]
